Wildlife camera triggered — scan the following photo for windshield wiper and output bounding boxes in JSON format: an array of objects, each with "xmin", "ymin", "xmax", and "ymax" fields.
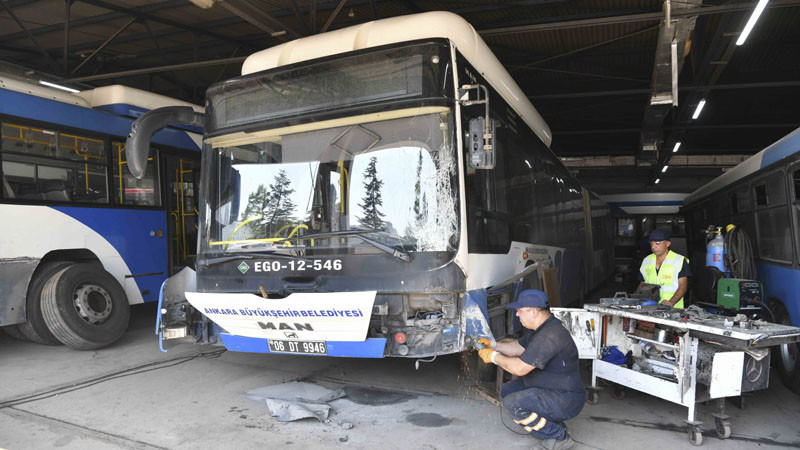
[
  {"xmin": 287, "ymin": 229, "xmax": 412, "ymax": 262},
  {"xmin": 198, "ymin": 252, "xmax": 308, "ymax": 268}
]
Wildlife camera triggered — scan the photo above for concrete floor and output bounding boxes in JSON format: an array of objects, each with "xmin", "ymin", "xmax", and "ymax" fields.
[{"xmin": 1, "ymin": 302, "xmax": 799, "ymax": 450}]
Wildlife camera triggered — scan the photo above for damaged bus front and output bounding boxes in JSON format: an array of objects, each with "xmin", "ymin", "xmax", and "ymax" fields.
[{"xmin": 130, "ymin": 41, "xmax": 490, "ymax": 358}]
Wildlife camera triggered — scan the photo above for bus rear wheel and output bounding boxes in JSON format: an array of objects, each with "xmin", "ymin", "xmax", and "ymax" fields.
[
  {"xmin": 771, "ymin": 301, "xmax": 800, "ymax": 394},
  {"xmin": 18, "ymin": 261, "xmax": 72, "ymax": 345},
  {"xmin": 41, "ymin": 263, "xmax": 130, "ymax": 350}
]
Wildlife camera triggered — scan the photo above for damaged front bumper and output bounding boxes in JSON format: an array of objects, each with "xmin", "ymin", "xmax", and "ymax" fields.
[{"xmin": 156, "ymin": 268, "xmax": 492, "ymax": 358}]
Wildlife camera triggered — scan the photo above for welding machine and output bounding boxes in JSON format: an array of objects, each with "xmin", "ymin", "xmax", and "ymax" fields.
[{"xmin": 716, "ymin": 279, "xmax": 764, "ymax": 311}]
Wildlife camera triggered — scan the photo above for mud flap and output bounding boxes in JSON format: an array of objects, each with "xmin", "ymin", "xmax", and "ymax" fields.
[
  {"xmin": 463, "ymin": 289, "xmax": 493, "ymax": 342},
  {"xmin": 156, "ymin": 267, "xmax": 196, "ymax": 352}
]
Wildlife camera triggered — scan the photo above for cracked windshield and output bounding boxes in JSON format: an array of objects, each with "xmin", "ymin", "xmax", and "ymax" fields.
[{"xmin": 206, "ymin": 111, "xmax": 458, "ymax": 256}]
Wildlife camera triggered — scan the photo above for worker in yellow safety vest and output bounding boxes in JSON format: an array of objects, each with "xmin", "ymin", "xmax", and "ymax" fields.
[{"xmin": 638, "ymin": 229, "xmax": 691, "ymax": 308}]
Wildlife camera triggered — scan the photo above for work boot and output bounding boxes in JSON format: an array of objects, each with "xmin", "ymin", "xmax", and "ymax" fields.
[{"xmin": 536, "ymin": 432, "xmax": 573, "ymax": 450}]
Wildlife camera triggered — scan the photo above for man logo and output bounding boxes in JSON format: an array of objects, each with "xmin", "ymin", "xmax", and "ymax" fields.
[
  {"xmin": 284, "ymin": 332, "xmax": 299, "ymax": 339},
  {"xmin": 237, "ymin": 261, "xmax": 250, "ymax": 274}
]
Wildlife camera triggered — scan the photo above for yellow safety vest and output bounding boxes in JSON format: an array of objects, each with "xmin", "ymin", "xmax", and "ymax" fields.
[{"xmin": 640, "ymin": 250, "xmax": 687, "ymax": 308}]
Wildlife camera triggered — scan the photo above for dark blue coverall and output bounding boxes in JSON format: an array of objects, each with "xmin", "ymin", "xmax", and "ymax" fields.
[{"xmin": 500, "ymin": 315, "xmax": 585, "ymax": 440}]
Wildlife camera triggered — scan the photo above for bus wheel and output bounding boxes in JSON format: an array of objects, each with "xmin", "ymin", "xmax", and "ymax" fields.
[
  {"xmin": 18, "ymin": 261, "xmax": 72, "ymax": 345},
  {"xmin": 771, "ymin": 301, "xmax": 800, "ymax": 393},
  {"xmin": 41, "ymin": 263, "xmax": 130, "ymax": 350}
]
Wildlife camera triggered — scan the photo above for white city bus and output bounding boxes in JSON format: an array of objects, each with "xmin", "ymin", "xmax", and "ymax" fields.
[{"xmin": 127, "ymin": 11, "xmax": 613, "ymax": 360}]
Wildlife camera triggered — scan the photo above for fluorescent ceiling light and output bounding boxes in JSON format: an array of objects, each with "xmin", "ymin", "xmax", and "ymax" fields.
[
  {"xmin": 673, "ymin": 142, "xmax": 681, "ymax": 153},
  {"xmin": 661, "ymin": 165, "xmax": 669, "ymax": 173},
  {"xmin": 39, "ymin": 80, "xmax": 80, "ymax": 93},
  {"xmin": 692, "ymin": 99, "xmax": 706, "ymax": 120},
  {"xmin": 737, "ymin": 0, "xmax": 770, "ymax": 46},
  {"xmin": 655, "ymin": 178, "xmax": 661, "ymax": 184}
]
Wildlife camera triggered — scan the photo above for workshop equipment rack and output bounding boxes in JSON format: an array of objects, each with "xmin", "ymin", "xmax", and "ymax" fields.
[{"xmin": 552, "ymin": 304, "xmax": 800, "ymax": 446}]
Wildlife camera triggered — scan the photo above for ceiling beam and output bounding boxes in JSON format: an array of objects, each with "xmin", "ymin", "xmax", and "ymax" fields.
[
  {"xmin": 320, "ymin": 0, "xmax": 347, "ymax": 34},
  {"xmin": 75, "ymin": 0, "xmax": 259, "ymax": 50},
  {"xmin": 65, "ymin": 56, "xmax": 247, "ymax": 82},
  {"xmin": 478, "ymin": 0, "xmax": 800, "ymax": 36},
  {"xmin": 530, "ymin": 80, "xmax": 800, "ymax": 100},
  {"xmin": 0, "ymin": 0, "xmax": 61, "ymax": 72},
  {"xmin": 0, "ymin": 0, "xmax": 187, "ymax": 44},
  {"xmin": 217, "ymin": 0, "xmax": 300, "ymax": 40},
  {"xmin": 554, "ymin": 123, "xmax": 798, "ymax": 136},
  {"xmin": 71, "ymin": 15, "xmax": 138, "ymax": 74}
]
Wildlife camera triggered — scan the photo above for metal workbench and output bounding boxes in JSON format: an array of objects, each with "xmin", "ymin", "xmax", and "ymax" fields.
[{"xmin": 552, "ymin": 304, "xmax": 800, "ymax": 446}]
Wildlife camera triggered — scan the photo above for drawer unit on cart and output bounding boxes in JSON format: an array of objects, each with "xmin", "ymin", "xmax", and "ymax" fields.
[{"xmin": 551, "ymin": 304, "xmax": 800, "ymax": 446}]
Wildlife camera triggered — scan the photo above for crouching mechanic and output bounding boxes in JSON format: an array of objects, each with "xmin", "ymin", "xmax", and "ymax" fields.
[{"xmin": 476, "ymin": 289, "xmax": 584, "ymax": 450}]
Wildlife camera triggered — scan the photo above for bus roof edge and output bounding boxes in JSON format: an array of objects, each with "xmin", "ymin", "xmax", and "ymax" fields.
[{"xmin": 241, "ymin": 11, "xmax": 552, "ymax": 148}]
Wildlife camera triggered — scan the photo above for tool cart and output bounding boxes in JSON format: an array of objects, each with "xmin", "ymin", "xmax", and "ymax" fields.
[{"xmin": 552, "ymin": 302, "xmax": 800, "ymax": 446}]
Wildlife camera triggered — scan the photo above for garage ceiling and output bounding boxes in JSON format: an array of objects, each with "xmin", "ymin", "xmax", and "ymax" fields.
[{"xmin": 1, "ymin": 0, "xmax": 799, "ymax": 195}]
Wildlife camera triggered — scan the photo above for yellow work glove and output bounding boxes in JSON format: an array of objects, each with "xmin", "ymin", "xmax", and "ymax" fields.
[
  {"xmin": 478, "ymin": 348, "xmax": 497, "ymax": 364},
  {"xmin": 477, "ymin": 337, "xmax": 496, "ymax": 349}
]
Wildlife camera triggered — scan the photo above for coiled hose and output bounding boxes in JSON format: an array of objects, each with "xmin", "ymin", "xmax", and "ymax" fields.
[{"xmin": 723, "ymin": 226, "xmax": 757, "ymax": 279}]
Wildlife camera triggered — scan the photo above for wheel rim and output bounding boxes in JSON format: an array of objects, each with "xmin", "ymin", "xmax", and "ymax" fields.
[{"xmin": 73, "ymin": 283, "xmax": 113, "ymax": 324}]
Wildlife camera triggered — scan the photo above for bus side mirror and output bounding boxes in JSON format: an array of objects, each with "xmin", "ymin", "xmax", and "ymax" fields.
[
  {"xmin": 468, "ymin": 116, "xmax": 496, "ymax": 169},
  {"xmin": 459, "ymin": 84, "xmax": 495, "ymax": 170},
  {"xmin": 126, "ymin": 106, "xmax": 204, "ymax": 179}
]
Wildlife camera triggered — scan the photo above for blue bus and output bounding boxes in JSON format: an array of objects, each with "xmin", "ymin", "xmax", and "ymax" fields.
[
  {"xmin": 682, "ymin": 127, "xmax": 800, "ymax": 393},
  {"xmin": 126, "ymin": 11, "xmax": 613, "ymax": 361},
  {"xmin": 0, "ymin": 75, "xmax": 202, "ymax": 350}
]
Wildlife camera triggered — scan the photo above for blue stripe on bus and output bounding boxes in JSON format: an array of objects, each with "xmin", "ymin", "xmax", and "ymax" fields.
[
  {"xmin": 0, "ymin": 88, "xmax": 200, "ymax": 151},
  {"xmin": 94, "ymin": 104, "xmax": 204, "ymax": 135},
  {"xmin": 760, "ymin": 127, "xmax": 800, "ymax": 169},
  {"xmin": 52, "ymin": 206, "xmax": 167, "ymax": 302},
  {"xmin": 220, "ymin": 334, "xmax": 388, "ymax": 358},
  {"xmin": 756, "ymin": 262, "xmax": 800, "ymax": 327}
]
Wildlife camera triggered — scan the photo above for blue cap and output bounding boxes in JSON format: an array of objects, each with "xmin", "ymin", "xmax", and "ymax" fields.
[
  {"xmin": 507, "ymin": 289, "xmax": 548, "ymax": 309},
  {"xmin": 648, "ymin": 229, "xmax": 671, "ymax": 241}
]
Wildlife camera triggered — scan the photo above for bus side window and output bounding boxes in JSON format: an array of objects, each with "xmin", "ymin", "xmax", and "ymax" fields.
[
  {"xmin": 112, "ymin": 142, "xmax": 161, "ymax": 206},
  {"xmin": 754, "ymin": 183, "xmax": 768, "ymax": 207},
  {"xmin": 754, "ymin": 172, "xmax": 792, "ymax": 263},
  {"xmin": 1, "ymin": 122, "xmax": 108, "ymax": 204},
  {"xmin": 791, "ymin": 168, "xmax": 800, "ymax": 202}
]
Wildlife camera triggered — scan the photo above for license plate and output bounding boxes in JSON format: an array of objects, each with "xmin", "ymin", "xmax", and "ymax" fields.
[{"xmin": 268, "ymin": 339, "xmax": 327, "ymax": 355}]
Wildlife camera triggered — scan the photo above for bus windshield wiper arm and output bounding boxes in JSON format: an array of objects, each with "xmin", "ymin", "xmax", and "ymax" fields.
[
  {"xmin": 198, "ymin": 252, "xmax": 308, "ymax": 268},
  {"xmin": 289, "ymin": 229, "xmax": 412, "ymax": 262},
  {"xmin": 355, "ymin": 234, "xmax": 412, "ymax": 262}
]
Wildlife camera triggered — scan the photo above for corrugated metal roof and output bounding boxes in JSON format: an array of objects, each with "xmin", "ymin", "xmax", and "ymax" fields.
[{"xmin": 0, "ymin": 0, "xmax": 797, "ymax": 194}]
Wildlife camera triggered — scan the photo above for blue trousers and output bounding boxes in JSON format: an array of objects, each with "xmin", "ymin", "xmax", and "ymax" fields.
[{"xmin": 500, "ymin": 379, "xmax": 585, "ymax": 440}]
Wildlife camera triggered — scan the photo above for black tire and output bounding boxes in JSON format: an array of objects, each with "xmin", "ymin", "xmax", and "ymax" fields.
[
  {"xmin": 771, "ymin": 301, "xmax": 800, "ymax": 393},
  {"xmin": 17, "ymin": 261, "xmax": 72, "ymax": 345},
  {"xmin": 2, "ymin": 325, "xmax": 30, "ymax": 342},
  {"xmin": 41, "ymin": 263, "xmax": 130, "ymax": 350}
]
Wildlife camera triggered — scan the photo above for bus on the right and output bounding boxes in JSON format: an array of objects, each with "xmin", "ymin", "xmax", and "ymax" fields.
[{"xmin": 683, "ymin": 126, "xmax": 800, "ymax": 393}]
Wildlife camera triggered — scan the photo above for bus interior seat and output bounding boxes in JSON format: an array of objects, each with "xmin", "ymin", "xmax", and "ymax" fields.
[{"xmin": 39, "ymin": 179, "xmax": 71, "ymax": 202}]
